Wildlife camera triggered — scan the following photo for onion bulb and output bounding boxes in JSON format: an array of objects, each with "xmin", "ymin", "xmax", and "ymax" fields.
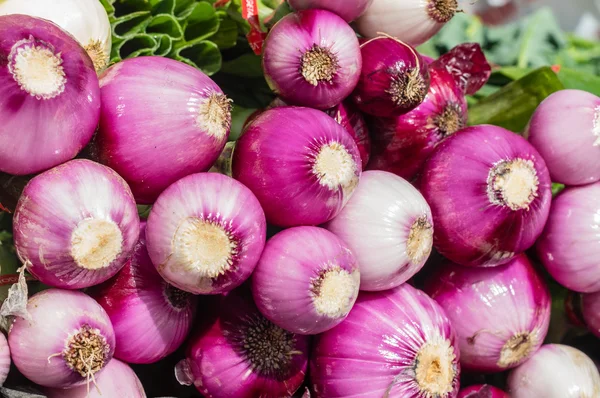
[
  {"xmin": 0, "ymin": 333, "xmax": 9, "ymax": 386},
  {"xmin": 288, "ymin": 0, "xmax": 373, "ymax": 22}
]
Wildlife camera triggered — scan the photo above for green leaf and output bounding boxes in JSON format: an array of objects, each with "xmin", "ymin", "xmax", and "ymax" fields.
[
  {"xmin": 175, "ymin": 40, "xmax": 222, "ymax": 75},
  {"xmin": 552, "ymin": 183, "xmax": 566, "ymax": 196},
  {"xmin": 220, "ymin": 53, "xmax": 263, "ymax": 77},
  {"xmin": 210, "ymin": 17, "xmax": 239, "ymax": 49},
  {"xmin": 146, "ymin": 14, "xmax": 184, "ymax": 39},
  {"xmin": 112, "ymin": 11, "xmax": 152, "ymax": 40},
  {"xmin": 151, "ymin": 0, "xmax": 175, "ymax": 15},
  {"xmin": 494, "ymin": 66, "xmax": 533, "ymax": 81},
  {"xmin": 516, "ymin": 7, "xmax": 565, "ymax": 68},
  {"xmin": 137, "ymin": 205, "xmax": 152, "ymax": 219},
  {"xmin": 116, "ymin": 34, "xmax": 158, "ymax": 60},
  {"xmin": 99, "ymin": 0, "xmax": 116, "ymax": 18},
  {"xmin": 557, "ymin": 68, "xmax": 600, "ymax": 97},
  {"xmin": 153, "ymin": 34, "xmax": 174, "ymax": 56},
  {"xmin": 181, "ymin": 1, "xmax": 220, "ymax": 44}
]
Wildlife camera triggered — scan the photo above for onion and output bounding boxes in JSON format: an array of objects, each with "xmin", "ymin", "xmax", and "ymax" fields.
[
  {"xmin": 420, "ymin": 125, "xmax": 552, "ymax": 267},
  {"xmin": 232, "ymin": 107, "xmax": 361, "ymax": 227},
  {"xmin": 13, "ymin": 159, "xmax": 140, "ymax": 289},
  {"xmin": 0, "ymin": 333, "xmax": 9, "ymax": 386},
  {"xmin": 146, "ymin": 172, "xmax": 266, "ymax": 295},
  {"xmin": 96, "ymin": 56, "xmax": 231, "ymax": 204},
  {"xmin": 0, "ymin": 0, "xmax": 111, "ymax": 72},
  {"xmin": 176, "ymin": 288, "xmax": 310, "ymax": 397},
  {"xmin": 525, "ymin": 89, "xmax": 600, "ymax": 186},
  {"xmin": 262, "ymin": 9, "xmax": 362, "ymax": 110},
  {"xmin": 324, "ymin": 170, "xmax": 433, "ymax": 291},
  {"xmin": 431, "ymin": 43, "xmax": 491, "ymax": 96},
  {"xmin": 536, "ymin": 182, "xmax": 600, "ymax": 293},
  {"xmin": 91, "ymin": 221, "xmax": 198, "ymax": 364},
  {"xmin": 367, "ymin": 67, "xmax": 467, "ymax": 180},
  {"xmin": 353, "ymin": 36, "xmax": 430, "ymax": 117},
  {"xmin": 0, "ymin": 14, "xmax": 100, "ymax": 176},
  {"xmin": 356, "ymin": 0, "xmax": 458, "ymax": 46},
  {"xmin": 8, "ymin": 289, "xmax": 115, "ymax": 388},
  {"xmin": 424, "ymin": 254, "xmax": 551, "ymax": 372},
  {"xmin": 311, "ymin": 283, "xmax": 460, "ymax": 397},
  {"xmin": 458, "ymin": 385, "xmax": 508, "ymax": 398},
  {"xmin": 582, "ymin": 291, "xmax": 600, "ymax": 338},
  {"xmin": 252, "ymin": 226, "xmax": 360, "ymax": 335},
  {"xmin": 287, "ymin": 0, "xmax": 373, "ymax": 22},
  {"xmin": 507, "ymin": 344, "xmax": 600, "ymax": 397}
]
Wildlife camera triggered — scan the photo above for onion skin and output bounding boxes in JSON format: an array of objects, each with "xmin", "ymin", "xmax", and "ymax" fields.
[
  {"xmin": 507, "ymin": 344, "xmax": 600, "ymax": 397},
  {"xmin": 458, "ymin": 385, "xmax": 508, "ymax": 398},
  {"xmin": 536, "ymin": 182, "xmax": 600, "ymax": 293},
  {"xmin": 13, "ymin": 159, "xmax": 140, "ymax": 289},
  {"xmin": 232, "ymin": 107, "xmax": 361, "ymax": 227},
  {"xmin": 431, "ymin": 43, "xmax": 491, "ymax": 96},
  {"xmin": 525, "ymin": 89, "xmax": 600, "ymax": 186},
  {"xmin": 0, "ymin": 333, "xmax": 9, "ymax": 386},
  {"xmin": 311, "ymin": 284, "xmax": 460, "ymax": 397},
  {"xmin": 287, "ymin": 0, "xmax": 373, "ymax": 22},
  {"xmin": 582, "ymin": 291, "xmax": 600, "ymax": 338},
  {"xmin": 424, "ymin": 254, "xmax": 551, "ymax": 372},
  {"xmin": 420, "ymin": 125, "xmax": 552, "ymax": 267},
  {"xmin": 96, "ymin": 56, "xmax": 231, "ymax": 204},
  {"xmin": 0, "ymin": 14, "xmax": 100, "ymax": 176}
]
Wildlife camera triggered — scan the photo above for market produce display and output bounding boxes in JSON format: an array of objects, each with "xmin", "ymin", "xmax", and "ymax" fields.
[{"xmin": 0, "ymin": 0, "xmax": 600, "ymax": 397}]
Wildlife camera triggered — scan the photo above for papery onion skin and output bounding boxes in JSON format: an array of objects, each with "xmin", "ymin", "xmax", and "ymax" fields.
[
  {"xmin": 8, "ymin": 289, "xmax": 116, "ymax": 388},
  {"xmin": 525, "ymin": 89, "xmax": 600, "ymax": 186},
  {"xmin": 232, "ymin": 107, "xmax": 361, "ymax": 227},
  {"xmin": 458, "ymin": 385, "xmax": 508, "ymax": 398},
  {"xmin": 325, "ymin": 170, "xmax": 433, "ymax": 291},
  {"xmin": 0, "ymin": 333, "xmax": 9, "ymax": 386},
  {"xmin": 91, "ymin": 221, "xmax": 198, "ymax": 364},
  {"xmin": 96, "ymin": 56, "xmax": 231, "ymax": 204},
  {"xmin": 424, "ymin": 254, "xmax": 551, "ymax": 372},
  {"xmin": 146, "ymin": 172, "xmax": 266, "ymax": 295},
  {"xmin": 13, "ymin": 159, "xmax": 140, "ymax": 289},
  {"xmin": 507, "ymin": 344, "xmax": 600, "ymax": 398},
  {"xmin": 420, "ymin": 125, "xmax": 552, "ymax": 267},
  {"xmin": 262, "ymin": 9, "xmax": 362, "ymax": 110},
  {"xmin": 311, "ymin": 283, "xmax": 460, "ymax": 397},
  {"xmin": 252, "ymin": 226, "xmax": 360, "ymax": 335},
  {"xmin": 431, "ymin": 43, "xmax": 491, "ymax": 96},
  {"xmin": 0, "ymin": 14, "xmax": 100, "ymax": 176},
  {"xmin": 536, "ymin": 182, "xmax": 600, "ymax": 293},
  {"xmin": 287, "ymin": 0, "xmax": 373, "ymax": 22},
  {"xmin": 367, "ymin": 67, "xmax": 467, "ymax": 180},
  {"xmin": 582, "ymin": 291, "xmax": 600, "ymax": 338}
]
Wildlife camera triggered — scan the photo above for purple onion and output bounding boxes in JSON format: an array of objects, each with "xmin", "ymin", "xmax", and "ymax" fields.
[
  {"xmin": 311, "ymin": 284, "xmax": 460, "ymax": 397},
  {"xmin": 13, "ymin": 159, "xmax": 140, "ymax": 289},
  {"xmin": 96, "ymin": 56, "xmax": 231, "ymax": 204},
  {"xmin": 232, "ymin": 107, "xmax": 361, "ymax": 227},
  {"xmin": 252, "ymin": 226, "xmax": 360, "ymax": 335},
  {"xmin": 424, "ymin": 254, "xmax": 551, "ymax": 372},
  {"xmin": 262, "ymin": 9, "xmax": 361, "ymax": 110},
  {"xmin": 0, "ymin": 333, "xmax": 9, "ymax": 386},
  {"xmin": 146, "ymin": 172, "xmax": 266, "ymax": 295},
  {"xmin": 288, "ymin": 0, "xmax": 373, "ymax": 22},
  {"xmin": 0, "ymin": 14, "xmax": 100, "ymax": 175},
  {"xmin": 420, "ymin": 125, "xmax": 552, "ymax": 267},
  {"xmin": 431, "ymin": 43, "xmax": 492, "ymax": 96},
  {"xmin": 525, "ymin": 89, "xmax": 600, "ymax": 186},
  {"xmin": 582, "ymin": 291, "xmax": 600, "ymax": 338},
  {"xmin": 458, "ymin": 385, "xmax": 508, "ymax": 398}
]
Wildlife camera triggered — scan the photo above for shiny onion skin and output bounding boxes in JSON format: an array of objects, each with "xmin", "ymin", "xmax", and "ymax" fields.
[
  {"xmin": 0, "ymin": 14, "xmax": 100, "ymax": 176},
  {"xmin": 420, "ymin": 125, "xmax": 552, "ymax": 267},
  {"xmin": 262, "ymin": 9, "xmax": 361, "ymax": 110},
  {"xmin": 232, "ymin": 107, "xmax": 361, "ymax": 227},
  {"xmin": 13, "ymin": 159, "xmax": 140, "ymax": 289},
  {"xmin": 582, "ymin": 291, "xmax": 600, "ymax": 338},
  {"xmin": 96, "ymin": 56, "xmax": 231, "ymax": 204},
  {"xmin": 367, "ymin": 67, "xmax": 467, "ymax": 180},
  {"xmin": 8, "ymin": 289, "xmax": 116, "ymax": 388},
  {"xmin": 288, "ymin": 0, "xmax": 373, "ymax": 22},
  {"xmin": 424, "ymin": 254, "xmax": 551, "ymax": 372},
  {"xmin": 458, "ymin": 385, "xmax": 508, "ymax": 398},
  {"xmin": 431, "ymin": 43, "xmax": 491, "ymax": 96},
  {"xmin": 536, "ymin": 182, "xmax": 600, "ymax": 293},
  {"xmin": 91, "ymin": 222, "xmax": 198, "ymax": 364},
  {"xmin": 0, "ymin": 333, "xmax": 9, "ymax": 386},
  {"xmin": 311, "ymin": 284, "xmax": 460, "ymax": 397}
]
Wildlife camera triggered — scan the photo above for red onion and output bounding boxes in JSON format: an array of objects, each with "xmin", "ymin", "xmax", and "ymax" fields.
[
  {"xmin": 252, "ymin": 226, "xmax": 359, "ymax": 335},
  {"xmin": 288, "ymin": 0, "xmax": 373, "ymax": 22},
  {"xmin": 8, "ymin": 289, "xmax": 115, "ymax": 388},
  {"xmin": 582, "ymin": 291, "xmax": 600, "ymax": 338},
  {"xmin": 262, "ymin": 9, "xmax": 361, "ymax": 110},
  {"xmin": 13, "ymin": 159, "xmax": 140, "ymax": 289},
  {"xmin": 353, "ymin": 36, "xmax": 430, "ymax": 117},
  {"xmin": 232, "ymin": 107, "xmax": 361, "ymax": 227},
  {"xmin": 536, "ymin": 182, "xmax": 600, "ymax": 293},
  {"xmin": 507, "ymin": 344, "xmax": 600, "ymax": 397},
  {"xmin": 458, "ymin": 385, "xmax": 508, "ymax": 398},
  {"xmin": 0, "ymin": 333, "xmax": 9, "ymax": 386},
  {"xmin": 431, "ymin": 43, "xmax": 491, "ymax": 96},
  {"xmin": 176, "ymin": 288, "xmax": 310, "ymax": 397},
  {"xmin": 96, "ymin": 56, "xmax": 231, "ymax": 204},
  {"xmin": 146, "ymin": 172, "xmax": 266, "ymax": 294},
  {"xmin": 525, "ymin": 89, "xmax": 600, "ymax": 186},
  {"xmin": 367, "ymin": 67, "xmax": 467, "ymax": 180},
  {"xmin": 91, "ymin": 221, "xmax": 197, "ymax": 364},
  {"xmin": 311, "ymin": 284, "xmax": 460, "ymax": 397},
  {"xmin": 420, "ymin": 125, "xmax": 552, "ymax": 267},
  {"xmin": 424, "ymin": 254, "xmax": 551, "ymax": 372},
  {"xmin": 0, "ymin": 14, "xmax": 100, "ymax": 176},
  {"xmin": 325, "ymin": 170, "xmax": 433, "ymax": 291}
]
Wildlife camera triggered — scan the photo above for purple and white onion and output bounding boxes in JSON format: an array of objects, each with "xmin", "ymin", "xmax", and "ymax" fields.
[
  {"xmin": 0, "ymin": 333, "xmax": 9, "ymax": 386},
  {"xmin": 288, "ymin": 0, "xmax": 373, "ymax": 22},
  {"xmin": 458, "ymin": 385, "xmax": 508, "ymax": 398}
]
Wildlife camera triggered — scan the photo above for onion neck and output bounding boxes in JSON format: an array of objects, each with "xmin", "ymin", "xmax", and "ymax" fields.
[
  {"xmin": 197, "ymin": 92, "xmax": 232, "ymax": 140},
  {"xmin": 487, "ymin": 158, "xmax": 539, "ymax": 211},
  {"xmin": 497, "ymin": 332, "xmax": 536, "ymax": 368},
  {"xmin": 61, "ymin": 325, "xmax": 110, "ymax": 378},
  {"xmin": 310, "ymin": 266, "xmax": 359, "ymax": 318},
  {"xmin": 312, "ymin": 142, "xmax": 359, "ymax": 193},
  {"xmin": 413, "ymin": 337, "xmax": 457, "ymax": 397},
  {"xmin": 387, "ymin": 67, "xmax": 428, "ymax": 110},
  {"xmin": 433, "ymin": 103, "xmax": 464, "ymax": 138},
  {"xmin": 83, "ymin": 40, "xmax": 108, "ymax": 73},
  {"xmin": 71, "ymin": 218, "xmax": 123, "ymax": 270},
  {"xmin": 407, "ymin": 217, "xmax": 433, "ymax": 264},
  {"xmin": 301, "ymin": 44, "xmax": 339, "ymax": 86},
  {"xmin": 593, "ymin": 106, "xmax": 600, "ymax": 146},
  {"xmin": 427, "ymin": 0, "xmax": 458, "ymax": 23}
]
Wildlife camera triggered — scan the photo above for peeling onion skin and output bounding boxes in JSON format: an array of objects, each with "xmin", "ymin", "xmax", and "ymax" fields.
[
  {"xmin": 507, "ymin": 344, "xmax": 600, "ymax": 398},
  {"xmin": 96, "ymin": 56, "xmax": 231, "ymax": 204},
  {"xmin": 536, "ymin": 183, "xmax": 600, "ymax": 293},
  {"xmin": 420, "ymin": 125, "xmax": 552, "ymax": 267},
  {"xmin": 311, "ymin": 283, "xmax": 460, "ymax": 398},
  {"xmin": 0, "ymin": 333, "xmax": 9, "ymax": 386},
  {"xmin": 458, "ymin": 385, "xmax": 508, "ymax": 398},
  {"xmin": 13, "ymin": 159, "xmax": 140, "ymax": 289},
  {"xmin": 288, "ymin": 0, "xmax": 373, "ymax": 22},
  {"xmin": 582, "ymin": 291, "xmax": 600, "ymax": 338},
  {"xmin": 0, "ymin": 14, "xmax": 100, "ymax": 176},
  {"xmin": 424, "ymin": 254, "xmax": 551, "ymax": 373}
]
